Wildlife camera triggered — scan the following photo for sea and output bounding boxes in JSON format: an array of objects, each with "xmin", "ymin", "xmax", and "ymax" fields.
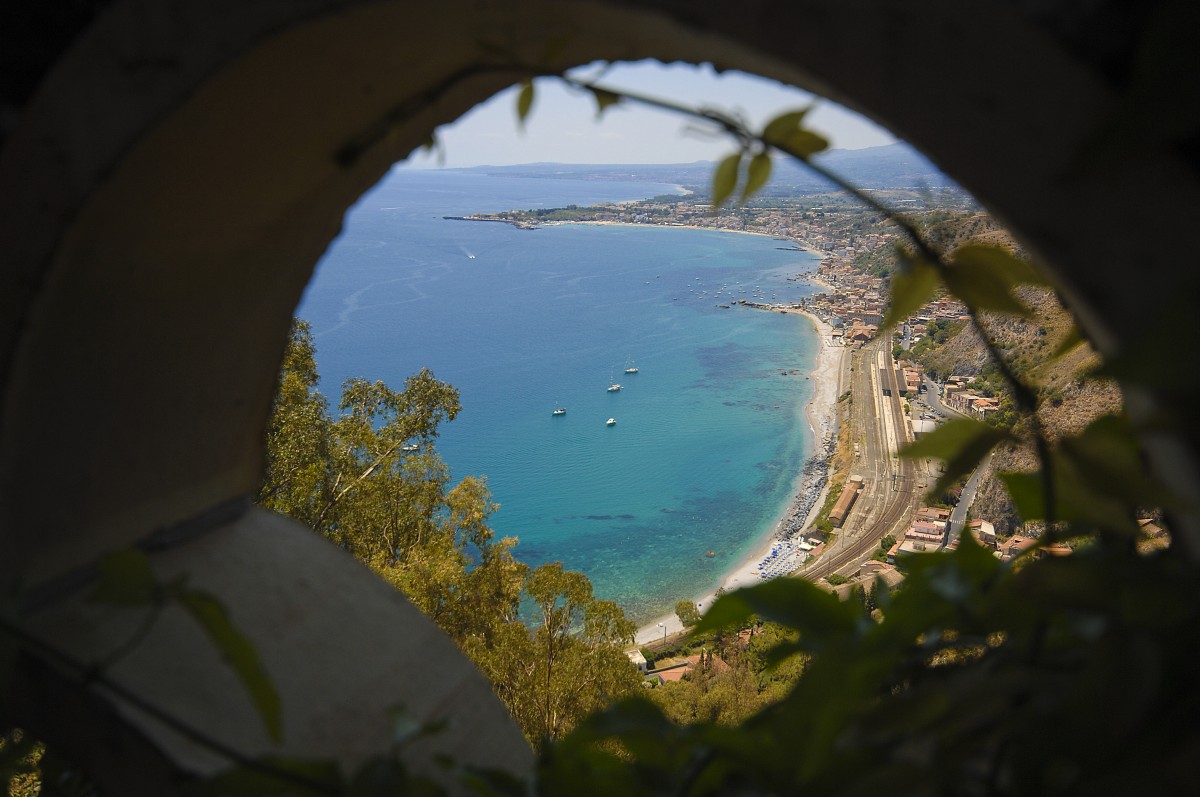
[{"xmin": 297, "ymin": 167, "xmax": 823, "ymax": 622}]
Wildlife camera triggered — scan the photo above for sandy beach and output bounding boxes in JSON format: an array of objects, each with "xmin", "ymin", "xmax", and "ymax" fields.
[{"xmin": 634, "ymin": 309, "xmax": 846, "ymax": 645}]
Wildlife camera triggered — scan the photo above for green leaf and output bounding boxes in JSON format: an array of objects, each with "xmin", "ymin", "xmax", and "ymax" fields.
[
  {"xmin": 696, "ymin": 578, "xmax": 859, "ymax": 651},
  {"xmin": 942, "ymin": 267, "xmax": 1030, "ymax": 317},
  {"xmin": 0, "ymin": 729, "xmax": 38, "ymax": 784},
  {"xmin": 761, "ymin": 109, "xmax": 828, "ymax": 158},
  {"xmin": 1001, "ymin": 461, "xmax": 1127, "ymax": 533},
  {"xmin": 1060, "ymin": 415, "xmax": 1178, "ymax": 514},
  {"xmin": 711, "ymin": 153, "xmax": 741, "ymax": 209},
  {"xmin": 188, "ymin": 756, "xmax": 342, "ymax": 797},
  {"xmin": 460, "ymin": 765, "xmax": 529, "ymax": 797},
  {"xmin": 515, "ymin": 80, "xmax": 535, "ymax": 129},
  {"xmin": 176, "ymin": 589, "xmax": 283, "ymax": 743},
  {"xmin": 761, "ymin": 639, "xmax": 807, "ymax": 671},
  {"xmin": 1094, "ymin": 311, "xmax": 1200, "ymax": 393},
  {"xmin": 573, "ymin": 695, "xmax": 674, "ymax": 741},
  {"xmin": 776, "ymin": 128, "xmax": 829, "ymax": 159},
  {"xmin": 588, "ymin": 87, "xmax": 622, "ymax": 119},
  {"xmin": 761, "ymin": 109, "xmax": 810, "ymax": 146},
  {"xmin": 881, "ymin": 250, "xmax": 940, "ymax": 332},
  {"xmin": 943, "ymin": 245, "xmax": 1039, "ymax": 317},
  {"xmin": 999, "ymin": 471, "xmax": 1042, "ymax": 525},
  {"xmin": 1052, "ymin": 324, "xmax": 1085, "ymax": 359},
  {"xmin": 918, "ymin": 530, "xmax": 1001, "ymax": 603},
  {"xmin": 1002, "ymin": 416, "xmax": 1170, "ymax": 534},
  {"xmin": 741, "ymin": 152, "xmax": 772, "ymax": 202},
  {"xmin": 951, "ymin": 244, "xmax": 1054, "ymax": 288},
  {"xmin": 88, "ymin": 548, "xmax": 158, "ymax": 606},
  {"xmin": 901, "ymin": 417, "xmax": 1011, "ymax": 499}
]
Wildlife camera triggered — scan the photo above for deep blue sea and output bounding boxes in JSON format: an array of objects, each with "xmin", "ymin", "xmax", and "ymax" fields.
[{"xmin": 297, "ymin": 168, "xmax": 821, "ymax": 622}]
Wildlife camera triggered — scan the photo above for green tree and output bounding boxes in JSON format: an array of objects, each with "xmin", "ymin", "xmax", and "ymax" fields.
[
  {"xmin": 674, "ymin": 599, "xmax": 702, "ymax": 628},
  {"xmin": 258, "ymin": 323, "xmax": 641, "ymax": 749},
  {"xmin": 649, "ymin": 657, "xmax": 760, "ymax": 728},
  {"xmin": 520, "ymin": 563, "xmax": 639, "ymax": 744},
  {"xmin": 257, "ymin": 320, "xmax": 332, "ymax": 529}
]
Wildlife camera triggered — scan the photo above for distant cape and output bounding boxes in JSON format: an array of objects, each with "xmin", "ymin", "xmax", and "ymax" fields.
[{"xmin": 440, "ymin": 142, "xmax": 954, "ymax": 193}]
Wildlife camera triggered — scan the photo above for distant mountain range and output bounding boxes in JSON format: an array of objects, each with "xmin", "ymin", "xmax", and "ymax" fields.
[{"xmin": 454, "ymin": 142, "xmax": 955, "ymax": 194}]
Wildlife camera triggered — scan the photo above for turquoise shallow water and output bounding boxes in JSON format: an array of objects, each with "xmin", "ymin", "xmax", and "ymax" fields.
[{"xmin": 298, "ymin": 168, "xmax": 821, "ymax": 622}]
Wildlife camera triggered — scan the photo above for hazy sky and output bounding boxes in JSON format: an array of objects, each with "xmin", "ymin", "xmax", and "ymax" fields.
[{"xmin": 403, "ymin": 60, "xmax": 896, "ymax": 168}]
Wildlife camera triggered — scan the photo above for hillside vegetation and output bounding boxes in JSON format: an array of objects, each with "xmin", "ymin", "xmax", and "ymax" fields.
[{"xmin": 888, "ymin": 216, "xmax": 1123, "ymax": 535}]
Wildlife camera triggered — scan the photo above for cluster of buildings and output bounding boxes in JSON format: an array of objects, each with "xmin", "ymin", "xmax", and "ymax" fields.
[
  {"xmin": 627, "ymin": 203, "xmax": 896, "ymax": 257},
  {"xmin": 492, "ymin": 197, "xmax": 981, "ymax": 351},
  {"xmin": 828, "ymin": 475, "xmax": 864, "ymax": 527},
  {"xmin": 942, "ymin": 375, "xmax": 1001, "ymax": 419},
  {"xmin": 640, "ymin": 650, "xmax": 731, "ymax": 685},
  {"xmin": 956, "ymin": 521, "xmax": 1074, "ymax": 561},
  {"xmin": 628, "ymin": 629, "xmax": 766, "ymax": 686},
  {"xmin": 801, "ymin": 257, "xmax": 971, "ymax": 350},
  {"xmin": 880, "ymin": 514, "xmax": 1075, "ymax": 566},
  {"xmin": 877, "ymin": 506, "xmax": 952, "ymax": 560},
  {"xmin": 899, "ymin": 363, "xmax": 922, "ymax": 395},
  {"xmin": 806, "ymin": 260, "xmax": 887, "ymax": 332},
  {"xmin": 908, "ymin": 297, "xmax": 973, "ymax": 324}
]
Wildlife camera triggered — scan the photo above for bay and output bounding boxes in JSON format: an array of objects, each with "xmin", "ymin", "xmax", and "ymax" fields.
[{"xmin": 297, "ymin": 168, "xmax": 822, "ymax": 622}]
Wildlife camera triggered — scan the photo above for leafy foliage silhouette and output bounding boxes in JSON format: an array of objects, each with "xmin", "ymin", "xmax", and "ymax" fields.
[{"xmin": 5, "ymin": 51, "xmax": 1196, "ymax": 796}]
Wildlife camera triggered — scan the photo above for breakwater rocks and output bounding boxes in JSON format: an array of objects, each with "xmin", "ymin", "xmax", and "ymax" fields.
[{"xmin": 777, "ymin": 432, "xmax": 838, "ymax": 541}]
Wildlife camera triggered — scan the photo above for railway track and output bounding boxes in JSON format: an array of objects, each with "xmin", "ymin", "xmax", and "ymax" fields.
[{"xmin": 798, "ymin": 337, "xmax": 926, "ymax": 582}]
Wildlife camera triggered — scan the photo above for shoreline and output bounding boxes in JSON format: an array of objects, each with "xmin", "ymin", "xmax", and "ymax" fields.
[
  {"xmin": 634, "ymin": 308, "xmax": 846, "ymax": 645},
  {"xmin": 456, "ymin": 210, "xmax": 840, "ymax": 645},
  {"xmin": 454, "ymin": 209, "xmax": 838, "ymax": 643},
  {"xmin": 450, "ymin": 213, "xmax": 828, "ymax": 260},
  {"xmin": 557, "ymin": 218, "xmax": 840, "ymax": 645},
  {"xmin": 547, "ymin": 219, "xmax": 827, "ymax": 258}
]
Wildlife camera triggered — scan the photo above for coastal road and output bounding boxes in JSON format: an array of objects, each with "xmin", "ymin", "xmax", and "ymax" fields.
[
  {"xmin": 923, "ymin": 376, "xmax": 966, "ymax": 419},
  {"xmin": 948, "ymin": 452, "xmax": 992, "ymax": 539},
  {"xmin": 799, "ymin": 337, "xmax": 928, "ymax": 580}
]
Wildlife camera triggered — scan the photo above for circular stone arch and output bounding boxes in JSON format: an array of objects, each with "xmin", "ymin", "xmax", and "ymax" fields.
[{"xmin": 2, "ymin": 0, "xmax": 1197, "ymax": 792}]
